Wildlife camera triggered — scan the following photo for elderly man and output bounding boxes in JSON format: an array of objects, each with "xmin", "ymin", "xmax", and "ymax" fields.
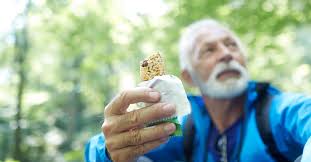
[{"xmin": 85, "ymin": 19, "xmax": 311, "ymax": 162}]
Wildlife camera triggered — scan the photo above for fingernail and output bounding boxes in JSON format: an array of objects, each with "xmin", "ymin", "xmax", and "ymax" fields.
[
  {"xmin": 162, "ymin": 104, "xmax": 175, "ymax": 114},
  {"xmin": 149, "ymin": 91, "xmax": 160, "ymax": 100},
  {"xmin": 164, "ymin": 123, "xmax": 176, "ymax": 134}
]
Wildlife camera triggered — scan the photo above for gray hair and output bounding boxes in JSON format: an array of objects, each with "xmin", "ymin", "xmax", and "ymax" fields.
[{"xmin": 178, "ymin": 19, "xmax": 247, "ymax": 71}]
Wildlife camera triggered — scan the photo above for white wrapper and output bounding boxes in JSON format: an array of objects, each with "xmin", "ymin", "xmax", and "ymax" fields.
[{"xmin": 137, "ymin": 75, "xmax": 191, "ymax": 117}]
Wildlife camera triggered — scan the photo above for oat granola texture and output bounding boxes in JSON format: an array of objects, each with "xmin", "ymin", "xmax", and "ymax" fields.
[{"xmin": 140, "ymin": 53, "xmax": 165, "ymax": 81}]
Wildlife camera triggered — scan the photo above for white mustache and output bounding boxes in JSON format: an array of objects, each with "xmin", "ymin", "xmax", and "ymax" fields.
[
  {"xmin": 211, "ymin": 61, "xmax": 246, "ymax": 80},
  {"xmin": 201, "ymin": 60, "xmax": 249, "ymax": 99}
]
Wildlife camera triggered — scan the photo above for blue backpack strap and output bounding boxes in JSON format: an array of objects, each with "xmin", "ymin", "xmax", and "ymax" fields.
[{"xmin": 255, "ymin": 82, "xmax": 290, "ymax": 162}]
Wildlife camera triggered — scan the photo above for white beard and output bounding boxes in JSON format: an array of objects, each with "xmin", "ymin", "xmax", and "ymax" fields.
[{"xmin": 192, "ymin": 60, "xmax": 249, "ymax": 99}]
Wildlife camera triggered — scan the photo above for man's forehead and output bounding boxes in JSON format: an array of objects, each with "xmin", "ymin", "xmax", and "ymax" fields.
[{"xmin": 195, "ymin": 27, "xmax": 233, "ymax": 45}]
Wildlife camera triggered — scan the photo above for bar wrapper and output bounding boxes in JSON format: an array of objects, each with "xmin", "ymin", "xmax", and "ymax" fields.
[{"xmin": 137, "ymin": 75, "xmax": 191, "ymax": 136}]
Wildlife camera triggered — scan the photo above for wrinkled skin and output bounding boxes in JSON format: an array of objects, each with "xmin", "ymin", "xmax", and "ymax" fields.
[{"xmin": 102, "ymin": 87, "xmax": 176, "ymax": 162}]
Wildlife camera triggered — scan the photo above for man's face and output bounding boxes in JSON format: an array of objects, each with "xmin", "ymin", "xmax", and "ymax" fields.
[{"xmin": 189, "ymin": 27, "xmax": 249, "ymax": 99}]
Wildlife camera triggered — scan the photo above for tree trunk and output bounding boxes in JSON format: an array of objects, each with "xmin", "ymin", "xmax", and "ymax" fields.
[
  {"xmin": 14, "ymin": 59, "xmax": 26, "ymax": 160},
  {"xmin": 13, "ymin": 1, "xmax": 30, "ymax": 160}
]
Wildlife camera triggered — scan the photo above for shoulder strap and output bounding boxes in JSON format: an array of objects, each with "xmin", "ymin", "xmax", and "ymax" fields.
[
  {"xmin": 255, "ymin": 82, "xmax": 291, "ymax": 162},
  {"xmin": 183, "ymin": 114, "xmax": 195, "ymax": 162}
]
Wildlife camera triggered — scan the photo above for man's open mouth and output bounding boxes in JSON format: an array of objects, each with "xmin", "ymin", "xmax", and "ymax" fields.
[{"xmin": 217, "ymin": 69, "xmax": 241, "ymax": 79}]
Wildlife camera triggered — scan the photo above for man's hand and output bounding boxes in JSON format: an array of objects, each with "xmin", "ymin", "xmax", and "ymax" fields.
[{"xmin": 102, "ymin": 87, "xmax": 176, "ymax": 162}]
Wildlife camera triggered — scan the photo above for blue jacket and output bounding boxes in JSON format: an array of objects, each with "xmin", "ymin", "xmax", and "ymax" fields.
[{"xmin": 85, "ymin": 81, "xmax": 311, "ymax": 162}]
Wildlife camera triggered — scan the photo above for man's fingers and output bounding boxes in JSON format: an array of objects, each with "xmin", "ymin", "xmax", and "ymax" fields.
[
  {"xmin": 112, "ymin": 103, "xmax": 176, "ymax": 133},
  {"xmin": 109, "ymin": 137, "xmax": 168, "ymax": 162},
  {"xmin": 102, "ymin": 103, "xmax": 175, "ymax": 136},
  {"xmin": 106, "ymin": 122, "xmax": 175, "ymax": 150},
  {"xmin": 105, "ymin": 87, "xmax": 160, "ymax": 116}
]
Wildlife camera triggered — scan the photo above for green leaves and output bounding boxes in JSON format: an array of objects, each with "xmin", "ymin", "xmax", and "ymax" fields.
[{"xmin": 0, "ymin": 0, "xmax": 310, "ymax": 161}]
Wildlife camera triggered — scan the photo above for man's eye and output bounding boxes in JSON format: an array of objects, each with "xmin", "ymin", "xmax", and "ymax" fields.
[
  {"xmin": 227, "ymin": 42, "xmax": 237, "ymax": 48},
  {"xmin": 199, "ymin": 47, "xmax": 215, "ymax": 58},
  {"xmin": 204, "ymin": 48, "xmax": 215, "ymax": 53}
]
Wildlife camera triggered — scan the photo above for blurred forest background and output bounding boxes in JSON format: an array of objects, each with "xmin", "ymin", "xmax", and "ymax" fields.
[{"xmin": 0, "ymin": 0, "xmax": 311, "ymax": 161}]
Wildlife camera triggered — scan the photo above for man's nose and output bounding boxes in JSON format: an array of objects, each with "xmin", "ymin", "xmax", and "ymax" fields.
[
  {"xmin": 219, "ymin": 54, "xmax": 233, "ymax": 63},
  {"xmin": 218, "ymin": 45, "xmax": 233, "ymax": 63}
]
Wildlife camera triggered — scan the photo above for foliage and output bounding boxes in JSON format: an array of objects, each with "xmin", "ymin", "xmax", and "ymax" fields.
[{"xmin": 0, "ymin": 0, "xmax": 310, "ymax": 161}]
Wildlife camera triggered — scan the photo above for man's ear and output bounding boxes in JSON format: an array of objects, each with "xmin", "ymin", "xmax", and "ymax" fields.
[{"xmin": 181, "ymin": 69, "xmax": 195, "ymax": 86}]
